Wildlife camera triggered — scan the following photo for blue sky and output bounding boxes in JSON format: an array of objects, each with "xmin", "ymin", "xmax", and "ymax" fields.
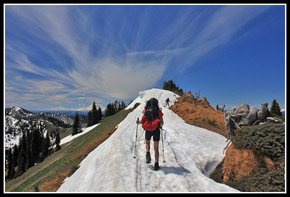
[{"xmin": 5, "ymin": 4, "xmax": 285, "ymax": 111}]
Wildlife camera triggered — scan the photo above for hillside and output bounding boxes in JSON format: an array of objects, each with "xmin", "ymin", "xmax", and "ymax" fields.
[
  {"xmin": 5, "ymin": 108, "xmax": 132, "ymax": 192},
  {"xmin": 5, "ymin": 107, "xmax": 74, "ymax": 150},
  {"xmin": 168, "ymin": 93, "xmax": 285, "ymax": 192},
  {"xmin": 57, "ymin": 89, "xmax": 238, "ymax": 192},
  {"xmin": 170, "ymin": 92, "xmax": 227, "ymax": 138}
]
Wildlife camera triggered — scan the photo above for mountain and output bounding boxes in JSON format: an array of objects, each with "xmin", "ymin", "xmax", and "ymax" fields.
[
  {"xmin": 5, "ymin": 107, "xmax": 75, "ymax": 150},
  {"xmin": 31, "ymin": 110, "xmax": 89, "ymax": 117},
  {"xmin": 281, "ymin": 109, "xmax": 285, "ymax": 117},
  {"xmin": 57, "ymin": 88, "xmax": 238, "ymax": 192}
]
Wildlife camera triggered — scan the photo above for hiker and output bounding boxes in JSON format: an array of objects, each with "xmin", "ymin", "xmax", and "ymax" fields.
[
  {"xmin": 136, "ymin": 98, "xmax": 164, "ymax": 170},
  {"xmin": 164, "ymin": 98, "xmax": 170, "ymax": 108}
]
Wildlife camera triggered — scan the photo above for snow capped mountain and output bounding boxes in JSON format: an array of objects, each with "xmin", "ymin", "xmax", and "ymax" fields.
[
  {"xmin": 5, "ymin": 107, "xmax": 74, "ymax": 150},
  {"xmin": 57, "ymin": 89, "xmax": 238, "ymax": 192}
]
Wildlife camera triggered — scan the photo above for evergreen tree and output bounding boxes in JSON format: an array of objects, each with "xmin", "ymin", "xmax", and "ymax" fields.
[
  {"xmin": 55, "ymin": 129, "xmax": 61, "ymax": 152},
  {"xmin": 31, "ymin": 129, "xmax": 42, "ymax": 163},
  {"xmin": 87, "ymin": 111, "xmax": 92, "ymax": 127},
  {"xmin": 105, "ymin": 103, "xmax": 115, "ymax": 117},
  {"xmin": 275, "ymin": 102, "xmax": 282, "ymax": 116},
  {"xmin": 12, "ymin": 145, "xmax": 19, "ymax": 167},
  {"xmin": 270, "ymin": 99, "xmax": 282, "ymax": 116},
  {"xmin": 121, "ymin": 101, "xmax": 126, "ymax": 109},
  {"xmin": 16, "ymin": 133, "xmax": 27, "ymax": 177},
  {"xmin": 6, "ymin": 148, "xmax": 14, "ymax": 180},
  {"xmin": 91, "ymin": 101, "xmax": 99, "ymax": 125},
  {"xmin": 162, "ymin": 80, "xmax": 183, "ymax": 95},
  {"xmin": 97, "ymin": 106, "xmax": 103, "ymax": 122},
  {"xmin": 72, "ymin": 112, "xmax": 80, "ymax": 136},
  {"xmin": 25, "ymin": 131, "xmax": 34, "ymax": 169},
  {"xmin": 42, "ymin": 133, "xmax": 50, "ymax": 158}
]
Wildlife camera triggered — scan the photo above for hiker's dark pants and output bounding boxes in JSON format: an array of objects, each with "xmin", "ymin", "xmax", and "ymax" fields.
[{"xmin": 145, "ymin": 128, "xmax": 160, "ymax": 141}]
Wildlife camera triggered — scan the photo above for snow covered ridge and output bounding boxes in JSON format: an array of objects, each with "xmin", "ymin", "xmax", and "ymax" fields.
[
  {"xmin": 5, "ymin": 107, "xmax": 74, "ymax": 149},
  {"xmin": 57, "ymin": 88, "xmax": 239, "ymax": 192}
]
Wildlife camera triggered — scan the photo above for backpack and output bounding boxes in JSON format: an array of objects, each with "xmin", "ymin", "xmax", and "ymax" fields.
[{"xmin": 142, "ymin": 98, "xmax": 160, "ymax": 131}]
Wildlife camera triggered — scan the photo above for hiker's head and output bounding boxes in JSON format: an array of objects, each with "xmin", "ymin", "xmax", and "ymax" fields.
[{"xmin": 145, "ymin": 98, "xmax": 159, "ymax": 109}]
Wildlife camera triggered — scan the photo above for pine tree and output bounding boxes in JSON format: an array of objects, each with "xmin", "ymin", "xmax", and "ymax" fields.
[
  {"xmin": 97, "ymin": 106, "xmax": 103, "ymax": 122},
  {"xmin": 42, "ymin": 133, "xmax": 50, "ymax": 158},
  {"xmin": 270, "ymin": 99, "xmax": 277, "ymax": 114},
  {"xmin": 6, "ymin": 148, "xmax": 14, "ymax": 180},
  {"xmin": 16, "ymin": 133, "xmax": 27, "ymax": 177},
  {"xmin": 105, "ymin": 103, "xmax": 116, "ymax": 117},
  {"xmin": 162, "ymin": 80, "xmax": 183, "ymax": 95},
  {"xmin": 275, "ymin": 101, "xmax": 282, "ymax": 116},
  {"xmin": 270, "ymin": 99, "xmax": 282, "ymax": 116},
  {"xmin": 25, "ymin": 131, "xmax": 34, "ymax": 169},
  {"xmin": 121, "ymin": 101, "xmax": 126, "ymax": 109},
  {"xmin": 92, "ymin": 101, "xmax": 99, "ymax": 125},
  {"xmin": 55, "ymin": 129, "xmax": 61, "ymax": 152},
  {"xmin": 12, "ymin": 145, "xmax": 19, "ymax": 167},
  {"xmin": 72, "ymin": 112, "xmax": 80, "ymax": 136},
  {"xmin": 31, "ymin": 129, "xmax": 42, "ymax": 163},
  {"xmin": 87, "ymin": 111, "xmax": 92, "ymax": 127}
]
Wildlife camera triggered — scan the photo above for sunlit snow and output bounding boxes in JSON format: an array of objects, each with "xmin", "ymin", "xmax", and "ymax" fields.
[{"xmin": 57, "ymin": 88, "xmax": 238, "ymax": 192}]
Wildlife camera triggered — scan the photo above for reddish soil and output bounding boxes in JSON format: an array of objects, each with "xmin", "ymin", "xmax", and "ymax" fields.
[
  {"xmin": 171, "ymin": 92, "xmax": 227, "ymax": 138},
  {"xmin": 170, "ymin": 92, "xmax": 277, "ymax": 183}
]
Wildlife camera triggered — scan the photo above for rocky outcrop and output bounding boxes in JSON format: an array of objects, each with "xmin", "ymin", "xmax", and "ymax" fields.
[{"xmin": 171, "ymin": 92, "xmax": 227, "ymax": 137}]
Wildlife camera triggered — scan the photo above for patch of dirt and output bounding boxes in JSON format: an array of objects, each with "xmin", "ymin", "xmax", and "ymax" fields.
[
  {"xmin": 38, "ymin": 170, "xmax": 71, "ymax": 192},
  {"xmin": 222, "ymin": 144, "xmax": 260, "ymax": 183},
  {"xmin": 171, "ymin": 92, "xmax": 227, "ymax": 137}
]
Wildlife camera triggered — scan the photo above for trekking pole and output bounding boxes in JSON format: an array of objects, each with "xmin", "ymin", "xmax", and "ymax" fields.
[
  {"xmin": 160, "ymin": 127, "xmax": 166, "ymax": 162},
  {"xmin": 133, "ymin": 118, "xmax": 139, "ymax": 159}
]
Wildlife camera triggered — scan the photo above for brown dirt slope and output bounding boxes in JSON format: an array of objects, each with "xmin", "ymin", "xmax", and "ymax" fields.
[{"xmin": 171, "ymin": 92, "xmax": 227, "ymax": 138}]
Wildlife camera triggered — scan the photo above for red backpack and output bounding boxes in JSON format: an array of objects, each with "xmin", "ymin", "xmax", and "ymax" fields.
[{"xmin": 141, "ymin": 98, "xmax": 161, "ymax": 131}]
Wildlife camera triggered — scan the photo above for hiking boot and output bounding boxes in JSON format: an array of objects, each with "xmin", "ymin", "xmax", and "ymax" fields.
[
  {"xmin": 146, "ymin": 152, "xmax": 151, "ymax": 163},
  {"xmin": 154, "ymin": 162, "xmax": 160, "ymax": 170}
]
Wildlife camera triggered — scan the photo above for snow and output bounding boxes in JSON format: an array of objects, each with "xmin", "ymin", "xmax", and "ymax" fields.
[
  {"xmin": 57, "ymin": 88, "xmax": 239, "ymax": 193},
  {"xmin": 60, "ymin": 124, "xmax": 100, "ymax": 145}
]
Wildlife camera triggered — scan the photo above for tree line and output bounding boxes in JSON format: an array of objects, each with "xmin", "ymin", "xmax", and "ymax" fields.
[
  {"xmin": 162, "ymin": 80, "xmax": 184, "ymax": 96},
  {"xmin": 5, "ymin": 122, "xmax": 61, "ymax": 181},
  {"xmin": 72, "ymin": 100, "xmax": 127, "ymax": 136}
]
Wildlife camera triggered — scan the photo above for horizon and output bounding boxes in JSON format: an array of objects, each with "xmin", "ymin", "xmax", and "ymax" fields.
[{"xmin": 4, "ymin": 4, "xmax": 286, "ymax": 112}]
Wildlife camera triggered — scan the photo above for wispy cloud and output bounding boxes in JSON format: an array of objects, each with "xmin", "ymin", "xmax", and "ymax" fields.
[
  {"xmin": 5, "ymin": 5, "xmax": 167, "ymax": 110},
  {"xmin": 5, "ymin": 5, "xmax": 272, "ymax": 110}
]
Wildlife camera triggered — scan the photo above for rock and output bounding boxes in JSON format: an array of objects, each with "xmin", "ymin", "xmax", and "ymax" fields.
[
  {"xmin": 266, "ymin": 117, "xmax": 284, "ymax": 124},
  {"xmin": 243, "ymin": 107, "xmax": 258, "ymax": 125},
  {"xmin": 177, "ymin": 92, "xmax": 195, "ymax": 104},
  {"xmin": 257, "ymin": 103, "xmax": 268, "ymax": 121},
  {"xmin": 201, "ymin": 97, "xmax": 209, "ymax": 106},
  {"xmin": 234, "ymin": 103, "xmax": 250, "ymax": 117}
]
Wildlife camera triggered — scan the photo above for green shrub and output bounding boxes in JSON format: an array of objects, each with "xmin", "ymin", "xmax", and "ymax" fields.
[
  {"xmin": 235, "ymin": 123, "xmax": 285, "ymax": 160},
  {"xmin": 208, "ymin": 119, "xmax": 217, "ymax": 126}
]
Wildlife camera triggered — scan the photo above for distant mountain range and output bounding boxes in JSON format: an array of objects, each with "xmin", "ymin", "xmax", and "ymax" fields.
[
  {"xmin": 4, "ymin": 107, "xmax": 86, "ymax": 149},
  {"xmin": 281, "ymin": 109, "xmax": 285, "ymax": 117},
  {"xmin": 30, "ymin": 110, "xmax": 89, "ymax": 117}
]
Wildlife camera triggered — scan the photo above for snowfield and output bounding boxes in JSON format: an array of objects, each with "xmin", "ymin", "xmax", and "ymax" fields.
[
  {"xmin": 60, "ymin": 123, "xmax": 100, "ymax": 145},
  {"xmin": 57, "ymin": 89, "xmax": 239, "ymax": 193}
]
